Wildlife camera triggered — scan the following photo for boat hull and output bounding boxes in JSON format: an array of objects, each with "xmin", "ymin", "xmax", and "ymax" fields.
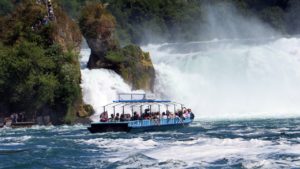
[
  {"xmin": 88, "ymin": 122, "xmax": 130, "ymax": 133},
  {"xmin": 11, "ymin": 122, "xmax": 36, "ymax": 128},
  {"xmin": 129, "ymin": 123, "xmax": 188, "ymax": 133},
  {"xmin": 87, "ymin": 120, "xmax": 192, "ymax": 133}
]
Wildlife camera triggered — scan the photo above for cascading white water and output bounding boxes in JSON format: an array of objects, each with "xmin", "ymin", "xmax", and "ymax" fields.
[
  {"xmin": 142, "ymin": 37, "xmax": 300, "ymax": 120},
  {"xmin": 80, "ymin": 48, "xmax": 144, "ymax": 121}
]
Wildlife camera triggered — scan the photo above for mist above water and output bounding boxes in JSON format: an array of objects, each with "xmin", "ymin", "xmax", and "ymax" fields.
[{"xmin": 198, "ymin": 2, "xmax": 279, "ymax": 40}]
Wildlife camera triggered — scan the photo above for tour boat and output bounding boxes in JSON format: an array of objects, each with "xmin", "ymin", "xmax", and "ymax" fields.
[{"xmin": 87, "ymin": 93, "xmax": 194, "ymax": 133}]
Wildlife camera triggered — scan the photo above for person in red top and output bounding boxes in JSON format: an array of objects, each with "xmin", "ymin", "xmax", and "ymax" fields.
[{"xmin": 100, "ymin": 111, "xmax": 109, "ymax": 122}]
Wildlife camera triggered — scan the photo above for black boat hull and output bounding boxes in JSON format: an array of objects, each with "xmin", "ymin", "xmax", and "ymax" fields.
[
  {"xmin": 88, "ymin": 122, "xmax": 130, "ymax": 133},
  {"xmin": 87, "ymin": 122, "xmax": 191, "ymax": 133}
]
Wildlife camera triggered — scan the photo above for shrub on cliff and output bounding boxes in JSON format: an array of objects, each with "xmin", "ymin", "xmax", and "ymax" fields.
[{"xmin": 106, "ymin": 45, "xmax": 155, "ymax": 90}]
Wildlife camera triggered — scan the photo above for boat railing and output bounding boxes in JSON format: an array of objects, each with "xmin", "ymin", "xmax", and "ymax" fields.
[{"xmin": 128, "ymin": 117, "xmax": 192, "ymax": 128}]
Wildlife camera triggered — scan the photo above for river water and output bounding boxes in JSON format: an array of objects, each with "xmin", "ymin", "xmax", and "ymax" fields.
[
  {"xmin": 1, "ymin": 119, "xmax": 300, "ymax": 168},
  {"xmin": 3, "ymin": 35, "xmax": 300, "ymax": 168}
]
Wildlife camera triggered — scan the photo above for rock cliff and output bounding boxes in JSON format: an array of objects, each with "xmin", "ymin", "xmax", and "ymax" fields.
[
  {"xmin": 0, "ymin": 0, "xmax": 92, "ymax": 124},
  {"xmin": 79, "ymin": 2, "xmax": 155, "ymax": 91}
]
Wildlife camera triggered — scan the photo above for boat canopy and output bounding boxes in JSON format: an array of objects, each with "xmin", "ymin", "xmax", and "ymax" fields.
[
  {"xmin": 113, "ymin": 93, "xmax": 171, "ymax": 103},
  {"xmin": 102, "ymin": 93, "xmax": 184, "ymax": 113}
]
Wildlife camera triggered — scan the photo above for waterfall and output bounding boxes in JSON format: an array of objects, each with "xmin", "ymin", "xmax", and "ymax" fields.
[
  {"xmin": 80, "ymin": 48, "xmax": 134, "ymax": 121},
  {"xmin": 142, "ymin": 37, "xmax": 300, "ymax": 120},
  {"xmin": 80, "ymin": 37, "xmax": 300, "ymax": 120}
]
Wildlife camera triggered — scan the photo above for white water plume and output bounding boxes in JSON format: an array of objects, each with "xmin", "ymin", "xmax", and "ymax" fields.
[
  {"xmin": 142, "ymin": 37, "xmax": 300, "ymax": 120},
  {"xmin": 80, "ymin": 49, "xmax": 142, "ymax": 121}
]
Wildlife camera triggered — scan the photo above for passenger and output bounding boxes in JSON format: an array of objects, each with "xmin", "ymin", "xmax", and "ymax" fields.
[
  {"xmin": 156, "ymin": 112, "xmax": 160, "ymax": 119},
  {"xmin": 114, "ymin": 113, "xmax": 120, "ymax": 121},
  {"xmin": 11, "ymin": 113, "xmax": 17, "ymax": 124},
  {"xmin": 143, "ymin": 112, "xmax": 150, "ymax": 120},
  {"xmin": 162, "ymin": 112, "xmax": 167, "ymax": 119},
  {"xmin": 178, "ymin": 110, "xmax": 183, "ymax": 119},
  {"xmin": 166, "ymin": 110, "xmax": 172, "ymax": 118},
  {"xmin": 124, "ymin": 114, "xmax": 131, "ymax": 121},
  {"xmin": 183, "ymin": 109, "xmax": 190, "ymax": 119},
  {"xmin": 131, "ymin": 112, "xmax": 139, "ymax": 121},
  {"xmin": 100, "ymin": 111, "xmax": 108, "ymax": 122},
  {"xmin": 110, "ymin": 114, "xmax": 115, "ymax": 122},
  {"xmin": 120, "ymin": 114, "xmax": 126, "ymax": 122},
  {"xmin": 188, "ymin": 109, "xmax": 195, "ymax": 120}
]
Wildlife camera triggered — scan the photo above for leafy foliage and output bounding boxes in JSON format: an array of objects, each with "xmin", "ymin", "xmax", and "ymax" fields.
[
  {"xmin": 58, "ymin": 0, "xmax": 300, "ymax": 44},
  {"xmin": 0, "ymin": 0, "xmax": 13, "ymax": 16},
  {"xmin": 0, "ymin": 1, "xmax": 83, "ymax": 123}
]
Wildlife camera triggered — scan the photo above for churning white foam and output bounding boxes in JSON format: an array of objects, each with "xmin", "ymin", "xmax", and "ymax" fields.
[
  {"xmin": 145, "ymin": 137, "xmax": 300, "ymax": 168},
  {"xmin": 142, "ymin": 37, "xmax": 300, "ymax": 120},
  {"xmin": 76, "ymin": 134, "xmax": 300, "ymax": 168}
]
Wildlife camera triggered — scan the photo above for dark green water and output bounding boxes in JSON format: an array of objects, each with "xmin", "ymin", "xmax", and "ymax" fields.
[{"xmin": 1, "ymin": 119, "xmax": 300, "ymax": 168}]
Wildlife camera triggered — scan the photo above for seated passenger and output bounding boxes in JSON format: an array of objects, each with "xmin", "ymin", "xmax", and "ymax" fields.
[
  {"xmin": 178, "ymin": 110, "xmax": 184, "ymax": 119},
  {"xmin": 156, "ymin": 112, "xmax": 160, "ymax": 119},
  {"xmin": 110, "ymin": 114, "xmax": 115, "ymax": 122},
  {"xmin": 143, "ymin": 112, "xmax": 150, "ymax": 119},
  {"xmin": 188, "ymin": 109, "xmax": 195, "ymax": 120},
  {"xmin": 100, "ymin": 111, "xmax": 108, "ymax": 122},
  {"xmin": 124, "ymin": 114, "xmax": 131, "ymax": 121},
  {"xmin": 114, "ymin": 113, "xmax": 120, "ymax": 121},
  {"xmin": 131, "ymin": 112, "xmax": 139, "ymax": 121},
  {"xmin": 120, "ymin": 114, "xmax": 126, "ymax": 122},
  {"xmin": 162, "ymin": 112, "xmax": 167, "ymax": 119},
  {"xmin": 183, "ymin": 110, "xmax": 190, "ymax": 119}
]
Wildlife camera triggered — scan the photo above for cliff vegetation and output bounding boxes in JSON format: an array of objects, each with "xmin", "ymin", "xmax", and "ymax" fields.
[
  {"xmin": 56, "ymin": 0, "xmax": 300, "ymax": 44},
  {"xmin": 0, "ymin": 0, "xmax": 91, "ymax": 124}
]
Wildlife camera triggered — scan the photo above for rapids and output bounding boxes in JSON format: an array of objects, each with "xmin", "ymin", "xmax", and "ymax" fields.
[{"xmin": 1, "ymin": 119, "xmax": 300, "ymax": 168}]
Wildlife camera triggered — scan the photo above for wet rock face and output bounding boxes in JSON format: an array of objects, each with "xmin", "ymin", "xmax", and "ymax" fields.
[
  {"xmin": 52, "ymin": 6, "xmax": 82, "ymax": 53},
  {"xmin": 79, "ymin": 2, "xmax": 155, "ymax": 91}
]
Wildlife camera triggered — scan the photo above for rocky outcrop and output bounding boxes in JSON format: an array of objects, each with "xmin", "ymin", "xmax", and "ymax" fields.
[
  {"xmin": 79, "ymin": 2, "xmax": 155, "ymax": 91},
  {"xmin": 0, "ymin": 1, "xmax": 91, "ymax": 124},
  {"xmin": 79, "ymin": 3, "xmax": 118, "ymax": 68},
  {"xmin": 51, "ymin": 5, "xmax": 82, "ymax": 53}
]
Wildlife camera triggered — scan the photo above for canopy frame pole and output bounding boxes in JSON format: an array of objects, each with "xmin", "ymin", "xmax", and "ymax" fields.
[
  {"xmin": 174, "ymin": 104, "xmax": 176, "ymax": 113},
  {"xmin": 113, "ymin": 106, "xmax": 116, "ymax": 116}
]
